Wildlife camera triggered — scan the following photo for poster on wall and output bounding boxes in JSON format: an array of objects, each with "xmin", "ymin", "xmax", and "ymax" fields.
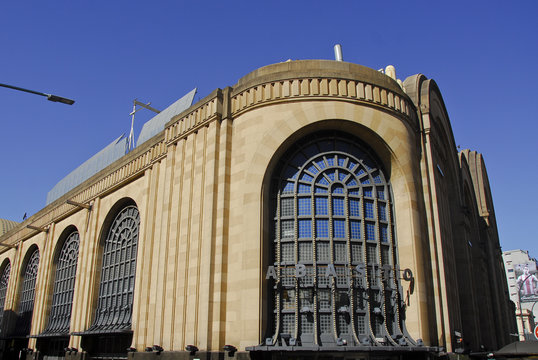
[{"xmin": 515, "ymin": 262, "xmax": 538, "ymax": 302}]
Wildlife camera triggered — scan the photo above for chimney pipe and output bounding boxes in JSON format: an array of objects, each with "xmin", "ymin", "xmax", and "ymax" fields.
[{"xmin": 334, "ymin": 44, "xmax": 343, "ymax": 61}]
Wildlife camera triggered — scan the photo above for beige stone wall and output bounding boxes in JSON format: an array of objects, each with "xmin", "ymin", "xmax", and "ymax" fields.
[{"xmin": 0, "ymin": 60, "xmax": 512, "ymax": 355}]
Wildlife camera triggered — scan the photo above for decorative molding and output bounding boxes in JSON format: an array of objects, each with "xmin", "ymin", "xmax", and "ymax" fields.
[{"xmin": 229, "ymin": 77, "xmax": 417, "ymax": 130}]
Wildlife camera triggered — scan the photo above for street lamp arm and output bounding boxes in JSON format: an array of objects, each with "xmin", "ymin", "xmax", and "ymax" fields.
[{"xmin": 0, "ymin": 83, "xmax": 75, "ymax": 105}]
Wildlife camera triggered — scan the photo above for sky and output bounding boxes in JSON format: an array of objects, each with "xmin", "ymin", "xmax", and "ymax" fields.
[{"xmin": 0, "ymin": 1, "xmax": 536, "ymax": 256}]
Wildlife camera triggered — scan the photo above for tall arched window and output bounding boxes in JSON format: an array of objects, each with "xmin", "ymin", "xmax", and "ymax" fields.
[
  {"xmin": 0, "ymin": 261, "xmax": 11, "ymax": 335},
  {"xmin": 267, "ymin": 132, "xmax": 411, "ymax": 347},
  {"xmin": 43, "ymin": 230, "xmax": 80, "ymax": 335},
  {"xmin": 15, "ymin": 248, "xmax": 39, "ymax": 336},
  {"xmin": 88, "ymin": 204, "xmax": 140, "ymax": 332}
]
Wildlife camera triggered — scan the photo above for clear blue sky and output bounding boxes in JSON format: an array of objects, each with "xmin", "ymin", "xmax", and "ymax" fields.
[{"xmin": 1, "ymin": 1, "xmax": 536, "ymax": 256}]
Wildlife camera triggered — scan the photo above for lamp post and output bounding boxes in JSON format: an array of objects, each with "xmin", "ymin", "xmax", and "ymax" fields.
[{"xmin": 0, "ymin": 83, "xmax": 75, "ymax": 105}]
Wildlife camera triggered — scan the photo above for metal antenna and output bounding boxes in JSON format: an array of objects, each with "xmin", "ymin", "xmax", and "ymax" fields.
[{"xmin": 128, "ymin": 99, "xmax": 161, "ymax": 151}]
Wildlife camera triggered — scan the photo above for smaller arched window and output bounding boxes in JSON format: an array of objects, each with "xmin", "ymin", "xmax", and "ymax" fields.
[
  {"xmin": 42, "ymin": 230, "xmax": 80, "ymax": 335},
  {"xmin": 14, "ymin": 248, "xmax": 39, "ymax": 336},
  {"xmin": 87, "ymin": 204, "xmax": 140, "ymax": 333},
  {"xmin": 0, "ymin": 261, "xmax": 11, "ymax": 335}
]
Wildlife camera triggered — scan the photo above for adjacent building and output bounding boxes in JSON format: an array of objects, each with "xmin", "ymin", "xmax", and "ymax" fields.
[
  {"xmin": 503, "ymin": 249, "xmax": 538, "ymax": 340},
  {"xmin": 0, "ymin": 59, "xmax": 515, "ymax": 359}
]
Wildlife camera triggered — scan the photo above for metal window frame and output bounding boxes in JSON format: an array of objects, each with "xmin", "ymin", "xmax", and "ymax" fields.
[
  {"xmin": 268, "ymin": 133, "xmax": 411, "ymax": 348},
  {"xmin": 42, "ymin": 231, "xmax": 80, "ymax": 335},
  {"xmin": 0, "ymin": 262, "xmax": 11, "ymax": 334},
  {"xmin": 87, "ymin": 205, "xmax": 140, "ymax": 333},
  {"xmin": 15, "ymin": 248, "xmax": 40, "ymax": 336}
]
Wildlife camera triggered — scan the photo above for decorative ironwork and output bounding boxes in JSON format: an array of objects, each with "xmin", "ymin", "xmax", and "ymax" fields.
[
  {"xmin": 42, "ymin": 231, "xmax": 80, "ymax": 335},
  {"xmin": 87, "ymin": 205, "xmax": 139, "ymax": 332},
  {"xmin": 14, "ymin": 248, "xmax": 40, "ymax": 336},
  {"xmin": 0, "ymin": 262, "xmax": 11, "ymax": 334},
  {"xmin": 267, "ymin": 132, "xmax": 411, "ymax": 347}
]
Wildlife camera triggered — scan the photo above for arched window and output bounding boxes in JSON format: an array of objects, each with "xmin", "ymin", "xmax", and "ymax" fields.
[
  {"xmin": 15, "ymin": 248, "xmax": 39, "ymax": 336},
  {"xmin": 267, "ymin": 132, "xmax": 410, "ymax": 347},
  {"xmin": 0, "ymin": 261, "xmax": 11, "ymax": 335},
  {"xmin": 88, "ymin": 204, "xmax": 140, "ymax": 332},
  {"xmin": 43, "ymin": 230, "xmax": 80, "ymax": 335}
]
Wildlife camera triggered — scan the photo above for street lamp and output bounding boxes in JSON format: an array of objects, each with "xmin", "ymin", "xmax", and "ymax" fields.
[{"xmin": 0, "ymin": 83, "xmax": 75, "ymax": 105}]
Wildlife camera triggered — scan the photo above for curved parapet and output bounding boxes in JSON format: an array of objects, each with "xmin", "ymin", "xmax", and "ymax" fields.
[{"xmin": 229, "ymin": 60, "xmax": 418, "ymax": 132}]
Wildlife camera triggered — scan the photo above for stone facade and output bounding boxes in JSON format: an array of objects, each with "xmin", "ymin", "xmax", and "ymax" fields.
[{"xmin": 0, "ymin": 60, "xmax": 514, "ymax": 359}]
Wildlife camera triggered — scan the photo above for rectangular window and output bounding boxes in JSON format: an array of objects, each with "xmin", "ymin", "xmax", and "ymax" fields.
[
  {"xmin": 338, "ymin": 315, "xmax": 349, "ymax": 334},
  {"xmin": 378, "ymin": 203, "xmax": 387, "ymax": 221},
  {"xmin": 282, "ymin": 289, "xmax": 295, "ymax": 310},
  {"xmin": 315, "ymin": 197, "xmax": 328, "ymax": 215},
  {"xmin": 299, "ymin": 243, "xmax": 312, "ymax": 262},
  {"xmin": 363, "ymin": 187, "xmax": 372, "ymax": 197},
  {"xmin": 319, "ymin": 314, "xmax": 331, "ymax": 333},
  {"xmin": 336, "ymin": 266, "xmax": 348, "ymax": 287},
  {"xmin": 299, "ymin": 267, "xmax": 314, "ymax": 287},
  {"xmin": 281, "ymin": 243, "xmax": 294, "ymax": 262},
  {"xmin": 352, "ymin": 244, "xmax": 363, "ymax": 263},
  {"xmin": 281, "ymin": 220, "xmax": 294, "ymax": 239},
  {"xmin": 365, "ymin": 201, "xmax": 374, "ymax": 219},
  {"xmin": 334, "ymin": 242, "xmax": 347, "ymax": 262},
  {"xmin": 380, "ymin": 225, "xmax": 388, "ymax": 243},
  {"xmin": 317, "ymin": 266, "xmax": 330, "ymax": 287},
  {"xmin": 298, "ymin": 220, "xmax": 312, "ymax": 238},
  {"xmin": 282, "ymin": 314, "xmax": 295, "ymax": 334},
  {"xmin": 357, "ymin": 315, "xmax": 366, "ymax": 334},
  {"xmin": 300, "ymin": 289, "xmax": 313, "ymax": 307},
  {"xmin": 381, "ymin": 247, "xmax": 390, "ymax": 265},
  {"xmin": 301, "ymin": 314, "xmax": 313, "ymax": 334},
  {"xmin": 282, "ymin": 267, "xmax": 295, "ymax": 287},
  {"xmin": 350, "ymin": 220, "xmax": 361, "ymax": 239},
  {"xmin": 367, "ymin": 245, "xmax": 377, "ymax": 264},
  {"xmin": 318, "ymin": 290, "xmax": 331, "ymax": 311},
  {"xmin": 281, "ymin": 198, "xmax": 294, "ymax": 217},
  {"xmin": 349, "ymin": 199, "xmax": 360, "ymax": 217},
  {"xmin": 298, "ymin": 184, "xmax": 311, "ymax": 194},
  {"xmin": 316, "ymin": 219, "xmax": 329, "ymax": 238},
  {"xmin": 332, "ymin": 197, "xmax": 345, "ymax": 216},
  {"xmin": 333, "ymin": 219, "xmax": 345, "ymax": 238},
  {"xmin": 317, "ymin": 243, "xmax": 330, "ymax": 262},
  {"xmin": 297, "ymin": 198, "xmax": 311, "ymax": 216},
  {"xmin": 366, "ymin": 223, "xmax": 376, "ymax": 240}
]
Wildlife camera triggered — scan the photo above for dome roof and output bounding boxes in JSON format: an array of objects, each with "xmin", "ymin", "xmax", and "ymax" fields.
[{"xmin": 0, "ymin": 218, "xmax": 18, "ymax": 237}]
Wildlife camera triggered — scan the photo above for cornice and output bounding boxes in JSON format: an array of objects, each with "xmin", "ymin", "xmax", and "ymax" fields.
[{"xmin": 229, "ymin": 76, "xmax": 417, "ymax": 131}]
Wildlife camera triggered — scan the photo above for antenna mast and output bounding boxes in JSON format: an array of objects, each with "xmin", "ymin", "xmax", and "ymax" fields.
[{"xmin": 128, "ymin": 99, "xmax": 161, "ymax": 151}]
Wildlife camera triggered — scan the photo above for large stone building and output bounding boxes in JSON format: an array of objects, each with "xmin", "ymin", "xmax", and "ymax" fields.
[{"xmin": 0, "ymin": 59, "xmax": 514, "ymax": 359}]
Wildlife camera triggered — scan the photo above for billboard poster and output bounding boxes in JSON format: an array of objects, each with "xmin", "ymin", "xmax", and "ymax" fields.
[{"xmin": 515, "ymin": 262, "xmax": 538, "ymax": 303}]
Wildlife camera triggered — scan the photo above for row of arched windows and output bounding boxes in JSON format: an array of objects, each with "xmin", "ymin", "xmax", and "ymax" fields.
[{"xmin": 0, "ymin": 200, "xmax": 140, "ymax": 356}]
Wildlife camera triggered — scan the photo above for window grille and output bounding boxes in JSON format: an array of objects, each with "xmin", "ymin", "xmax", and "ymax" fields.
[
  {"xmin": 0, "ymin": 262, "xmax": 10, "ymax": 334},
  {"xmin": 268, "ymin": 133, "xmax": 405, "ymax": 346},
  {"xmin": 43, "ymin": 231, "xmax": 80, "ymax": 335},
  {"xmin": 87, "ymin": 205, "xmax": 139, "ymax": 332},
  {"xmin": 15, "ymin": 248, "xmax": 39, "ymax": 336}
]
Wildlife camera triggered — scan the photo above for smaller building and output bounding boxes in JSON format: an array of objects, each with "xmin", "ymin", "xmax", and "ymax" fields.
[{"xmin": 503, "ymin": 249, "xmax": 538, "ymax": 340}]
